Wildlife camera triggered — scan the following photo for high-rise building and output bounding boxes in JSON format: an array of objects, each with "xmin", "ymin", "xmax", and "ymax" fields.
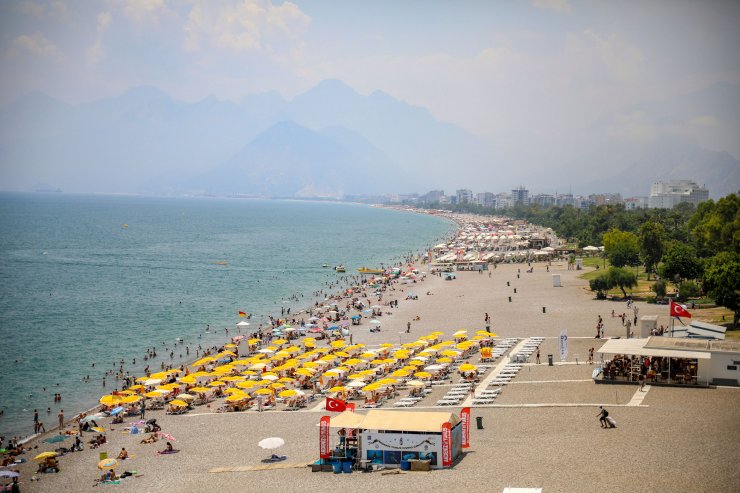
[
  {"xmin": 511, "ymin": 186, "xmax": 529, "ymax": 205},
  {"xmin": 648, "ymin": 180, "xmax": 709, "ymax": 209},
  {"xmin": 456, "ymin": 189, "xmax": 473, "ymax": 204},
  {"xmin": 476, "ymin": 192, "xmax": 495, "ymax": 207},
  {"xmin": 419, "ymin": 190, "xmax": 445, "ymax": 204}
]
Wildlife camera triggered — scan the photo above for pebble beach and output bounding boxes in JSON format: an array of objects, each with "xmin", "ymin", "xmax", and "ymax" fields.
[{"xmin": 6, "ymin": 253, "xmax": 740, "ymax": 493}]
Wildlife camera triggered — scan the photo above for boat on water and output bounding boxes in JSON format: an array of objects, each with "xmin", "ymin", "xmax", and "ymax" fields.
[
  {"xmin": 357, "ymin": 267, "xmax": 384, "ymax": 275},
  {"xmin": 335, "ymin": 265, "xmax": 346, "ymax": 273},
  {"xmin": 322, "ymin": 264, "xmax": 330, "ymax": 268}
]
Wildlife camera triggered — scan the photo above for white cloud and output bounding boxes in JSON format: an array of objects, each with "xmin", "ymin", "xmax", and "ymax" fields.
[
  {"xmin": 183, "ymin": 0, "xmax": 310, "ymax": 54},
  {"xmin": 532, "ymin": 0, "xmax": 572, "ymax": 14},
  {"xmin": 86, "ymin": 11, "xmax": 113, "ymax": 64},
  {"xmin": 11, "ymin": 32, "xmax": 63, "ymax": 60},
  {"xmin": 110, "ymin": 0, "xmax": 168, "ymax": 25}
]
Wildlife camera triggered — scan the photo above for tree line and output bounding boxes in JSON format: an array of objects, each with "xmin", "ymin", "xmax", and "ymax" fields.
[{"xmin": 417, "ymin": 194, "xmax": 739, "ymax": 326}]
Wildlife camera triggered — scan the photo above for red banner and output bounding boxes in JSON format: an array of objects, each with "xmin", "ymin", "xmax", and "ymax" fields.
[
  {"xmin": 326, "ymin": 397, "xmax": 346, "ymax": 412},
  {"xmin": 670, "ymin": 301, "xmax": 692, "ymax": 318},
  {"xmin": 319, "ymin": 416, "xmax": 330, "ymax": 459},
  {"xmin": 441, "ymin": 422, "xmax": 452, "ymax": 467},
  {"xmin": 346, "ymin": 402, "xmax": 355, "ymax": 412},
  {"xmin": 461, "ymin": 407, "xmax": 470, "ymax": 448}
]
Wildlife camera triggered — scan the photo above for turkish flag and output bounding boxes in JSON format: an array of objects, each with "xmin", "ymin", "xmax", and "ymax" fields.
[
  {"xmin": 326, "ymin": 397, "xmax": 346, "ymax": 412},
  {"xmin": 670, "ymin": 301, "xmax": 692, "ymax": 318},
  {"xmin": 346, "ymin": 403, "xmax": 355, "ymax": 412}
]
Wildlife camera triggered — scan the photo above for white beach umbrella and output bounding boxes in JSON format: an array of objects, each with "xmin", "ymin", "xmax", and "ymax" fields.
[{"xmin": 258, "ymin": 437, "xmax": 285, "ymax": 450}]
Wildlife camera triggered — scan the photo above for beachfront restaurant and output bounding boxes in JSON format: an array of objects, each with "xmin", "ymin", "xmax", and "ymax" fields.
[
  {"xmin": 318, "ymin": 410, "xmax": 463, "ymax": 472},
  {"xmin": 596, "ymin": 337, "xmax": 740, "ymax": 386}
]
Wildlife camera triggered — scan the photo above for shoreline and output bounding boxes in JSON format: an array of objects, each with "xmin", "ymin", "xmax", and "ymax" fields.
[{"xmin": 10, "ymin": 211, "xmax": 459, "ymax": 447}]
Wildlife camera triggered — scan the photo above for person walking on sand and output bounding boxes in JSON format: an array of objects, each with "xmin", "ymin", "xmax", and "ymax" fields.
[
  {"xmin": 58, "ymin": 410, "xmax": 64, "ymax": 430},
  {"xmin": 140, "ymin": 399, "xmax": 146, "ymax": 420},
  {"xmin": 536, "ymin": 348, "xmax": 540, "ymax": 364},
  {"xmin": 588, "ymin": 347, "xmax": 594, "ymax": 364},
  {"xmin": 598, "ymin": 406, "xmax": 610, "ymax": 428}
]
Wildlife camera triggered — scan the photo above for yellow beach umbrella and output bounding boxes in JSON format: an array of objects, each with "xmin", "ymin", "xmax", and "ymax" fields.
[
  {"xmin": 223, "ymin": 387, "xmax": 244, "ymax": 394},
  {"xmin": 224, "ymin": 343, "xmax": 237, "ymax": 348},
  {"xmin": 189, "ymin": 387, "xmax": 211, "ymax": 393},
  {"xmin": 278, "ymin": 389, "xmax": 299, "ymax": 398},
  {"xmin": 99, "ymin": 395, "xmax": 120, "ymax": 405},
  {"xmin": 178, "ymin": 376, "xmax": 196, "ymax": 385},
  {"xmin": 459, "ymin": 363, "xmax": 478, "ymax": 372},
  {"xmin": 226, "ymin": 394, "xmax": 248, "ymax": 402},
  {"xmin": 169, "ymin": 399, "xmax": 188, "ymax": 407},
  {"xmin": 295, "ymin": 368, "xmax": 315, "ymax": 376},
  {"xmin": 379, "ymin": 343, "xmax": 394, "ymax": 348},
  {"xmin": 408, "ymin": 360, "xmax": 424, "ymax": 366},
  {"xmin": 437, "ymin": 357, "xmax": 453, "ymax": 363},
  {"xmin": 344, "ymin": 358, "xmax": 362, "ymax": 366},
  {"xmin": 236, "ymin": 381, "xmax": 257, "ymax": 389},
  {"xmin": 269, "ymin": 383, "xmax": 285, "ymax": 390},
  {"xmin": 35, "ymin": 451, "xmax": 58, "ymax": 461},
  {"xmin": 413, "ymin": 371, "xmax": 432, "ymax": 379},
  {"xmin": 362, "ymin": 383, "xmax": 383, "ymax": 392},
  {"xmin": 441, "ymin": 350, "xmax": 460, "ymax": 357},
  {"xmin": 328, "ymin": 386, "xmax": 347, "ymax": 393},
  {"xmin": 208, "ymin": 381, "xmax": 226, "ymax": 387},
  {"xmin": 121, "ymin": 395, "xmax": 141, "ymax": 404},
  {"xmin": 144, "ymin": 391, "xmax": 163, "ymax": 398},
  {"xmin": 347, "ymin": 374, "xmax": 367, "ymax": 380},
  {"xmin": 359, "ymin": 369, "xmax": 376, "ymax": 375},
  {"xmin": 191, "ymin": 357, "xmax": 215, "ymax": 366},
  {"xmin": 391, "ymin": 369, "xmax": 410, "ymax": 377},
  {"xmin": 253, "ymin": 388, "xmax": 273, "ymax": 395},
  {"xmin": 128, "ymin": 384, "xmax": 145, "ymax": 391},
  {"xmin": 330, "ymin": 340, "xmax": 346, "ymax": 348},
  {"xmin": 240, "ymin": 370, "xmax": 258, "ymax": 376}
]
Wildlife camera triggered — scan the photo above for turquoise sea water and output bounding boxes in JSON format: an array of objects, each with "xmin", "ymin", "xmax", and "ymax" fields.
[{"xmin": 0, "ymin": 193, "xmax": 452, "ymax": 439}]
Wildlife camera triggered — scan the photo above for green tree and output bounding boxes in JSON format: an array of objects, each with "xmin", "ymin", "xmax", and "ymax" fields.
[
  {"xmin": 690, "ymin": 193, "xmax": 740, "ymax": 256},
  {"xmin": 652, "ymin": 279, "xmax": 667, "ymax": 298},
  {"xmin": 589, "ymin": 274, "xmax": 611, "ymax": 299},
  {"xmin": 602, "ymin": 229, "xmax": 640, "ymax": 268},
  {"xmin": 639, "ymin": 221, "xmax": 665, "ymax": 279},
  {"xmin": 607, "ymin": 267, "xmax": 638, "ymax": 298},
  {"xmin": 659, "ymin": 243, "xmax": 703, "ymax": 284},
  {"xmin": 703, "ymin": 252, "xmax": 740, "ymax": 327}
]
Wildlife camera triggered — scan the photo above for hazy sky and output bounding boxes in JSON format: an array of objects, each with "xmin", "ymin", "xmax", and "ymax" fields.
[{"xmin": 1, "ymin": 0, "xmax": 739, "ymax": 160}]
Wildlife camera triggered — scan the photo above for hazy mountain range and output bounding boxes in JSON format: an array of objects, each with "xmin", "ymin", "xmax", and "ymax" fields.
[{"xmin": 0, "ymin": 80, "xmax": 737, "ymax": 198}]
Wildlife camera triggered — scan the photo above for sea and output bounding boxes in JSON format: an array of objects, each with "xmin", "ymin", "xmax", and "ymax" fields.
[{"xmin": 0, "ymin": 193, "xmax": 453, "ymax": 440}]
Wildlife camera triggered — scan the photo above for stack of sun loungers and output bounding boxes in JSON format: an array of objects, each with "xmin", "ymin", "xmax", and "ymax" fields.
[
  {"xmin": 472, "ymin": 388, "xmax": 501, "ymax": 405},
  {"xmin": 436, "ymin": 385, "xmax": 470, "ymax": 406},
  {"xmin": 393, "ymin": 396, "xmax": 423, "ymax": 408},
  {"xmin": 511, "ymin": 337, "xmax": 544, "ymax": 362}
]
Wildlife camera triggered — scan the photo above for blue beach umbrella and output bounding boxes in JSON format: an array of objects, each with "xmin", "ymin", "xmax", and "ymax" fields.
[
  {"xmin": 109, "ymin": 406, "xmax": 125, "ymax": 416},
  {"xmin": 351, "ymin": 315, "xmax": 361, "ymax": 320}
]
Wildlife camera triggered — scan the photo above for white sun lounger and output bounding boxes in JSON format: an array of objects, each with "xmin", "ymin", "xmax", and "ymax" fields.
[{"xmin": 394, "ymin": 401, "xmax": 415, "ymax": 408}]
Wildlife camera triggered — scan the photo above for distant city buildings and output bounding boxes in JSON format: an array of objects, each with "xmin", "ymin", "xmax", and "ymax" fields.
[
  {"xmin": 648, "ymin": 180, "xmax": 709, "ymax": 209},
  {"xmin": 394, "ymin": 178, "xmax": 709, "ymax": 211},
  {"xmin": 511, "ymin": 186, "xmax": 529, "ymax": 205}
]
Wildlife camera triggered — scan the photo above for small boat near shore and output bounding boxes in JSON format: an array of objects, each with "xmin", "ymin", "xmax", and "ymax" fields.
[
  {"xmin": 335, "ymin": 265, "xmax": 346, "ymax": 272},
  {"xmin": 357, "ymin": 267, "xmax": 384, "ymax": 275}
]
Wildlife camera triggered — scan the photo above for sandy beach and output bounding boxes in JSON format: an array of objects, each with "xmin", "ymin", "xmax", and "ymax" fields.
[{"xmin": 8, "ymin": 258, "xmax": 740, "ymax": 493}]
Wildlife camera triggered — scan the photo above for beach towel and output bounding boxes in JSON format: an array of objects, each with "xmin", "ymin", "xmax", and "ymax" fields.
[
  {"xmin": 157, "ymin": 450, "xmax": 180, "ymax": 455},
  {"xmin": 262, "ymin": 455, "xmax": 287, "ymax": 463}
]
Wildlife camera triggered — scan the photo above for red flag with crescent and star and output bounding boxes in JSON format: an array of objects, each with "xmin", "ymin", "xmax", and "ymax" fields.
[
  {"xmin": 325, "ymin": 397, "xmax": 346, "ymax": 412},
  {"xmin": 670, "ymin": 300, "xmax": 692, "ymax": 320}
]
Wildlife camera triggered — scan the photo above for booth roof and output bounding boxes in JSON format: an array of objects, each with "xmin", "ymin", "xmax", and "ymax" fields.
[
  {"xmin": 328, "ymin": 410, "xmax": 366, "ymax": 429},
  {"xmin": 324, "ymin": 410, "xmax": 461, "ymax": 432},
  {"xmin": 597, "ymin": 338, "xmax": 710, "ymax": 360}
]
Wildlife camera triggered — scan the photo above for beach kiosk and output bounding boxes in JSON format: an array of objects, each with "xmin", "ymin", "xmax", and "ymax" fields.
[{"xmin": 319, "ymin": 410, "xmax": 466, "ymax": 471}]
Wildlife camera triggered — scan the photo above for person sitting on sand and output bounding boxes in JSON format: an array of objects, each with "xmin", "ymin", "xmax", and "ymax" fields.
[
  {"xmin": 100, "ymin": 470, "xmax": 117, "ymax": 482},
  {"xmin": 140, "ymin": 433, "xmax": 158, "ymax": 444},
  {"xmin": 161, "ymin": 441, "xmax": 174, "ymax": 453},
  {"xmin": 117, "ymin": 447, "xmax": 128, "ymax": 460}
]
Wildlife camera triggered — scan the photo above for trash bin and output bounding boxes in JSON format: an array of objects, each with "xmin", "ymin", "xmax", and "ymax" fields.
[
  {"xmin": 548, "ymin": 354, "xmax": 553, "ymax": 366},
  {"xmin": 400, "ymin": 460, "xmax": 410, "ymax": 471},
  {"xmin": 332, "ymin": 461, "xmax": 342, "ymax": 474},
  {"xmin": 476, "ymin": 416, "xmax": 484, "ymax": 429},
  {"xmin": 342, "ymin": 461, "xmax": 353, "ymax": 473}
]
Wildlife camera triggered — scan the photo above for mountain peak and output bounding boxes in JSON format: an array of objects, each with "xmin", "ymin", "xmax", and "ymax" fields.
[{"xmin": 297, "ymin": 79, "xmax": 359, "ymax": 101}]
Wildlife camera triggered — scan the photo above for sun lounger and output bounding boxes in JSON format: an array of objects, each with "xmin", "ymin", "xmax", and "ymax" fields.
[
  {"xmin": 436, "ymin": 399, "xmax": 460, "ymax": 406},
  {"xmin": 393, "ymin": 401, "xmax": 415, "ymax": 408},
  {"xmin": 472, "ymin": 398, "xmax": 496, "ymax": 405}
]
